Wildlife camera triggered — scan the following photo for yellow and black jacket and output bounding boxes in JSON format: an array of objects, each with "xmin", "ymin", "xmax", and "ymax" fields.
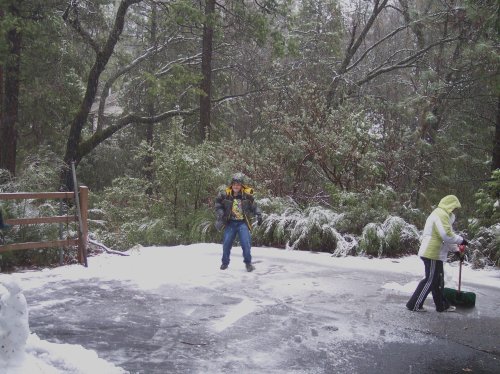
[{"xmin": 215, "ymin": 185, "xmax": 261, "ymax": 230}]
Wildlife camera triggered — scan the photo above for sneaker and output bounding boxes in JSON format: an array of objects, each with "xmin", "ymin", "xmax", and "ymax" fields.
[
  {"xmin": 444, "ymin": 306, "xmax": 456, "ymax": 312},
  {"xmin": 220, "ymin": 264, "xmax": 228, "ymax": 270},
  {"xmin": 245, "ymin": 263, "xmax": 255, "ymax": 272}
]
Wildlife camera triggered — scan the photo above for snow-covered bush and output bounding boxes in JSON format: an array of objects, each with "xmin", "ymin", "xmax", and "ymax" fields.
[
  {"xmin": 252, "ymin": 198, "xmax": 299, "ymax": 247},
  {"xmin": 253, "ymin": 203, "xmax": 357, "ymax": 255},
  {"xmin": 358, "ymin": 216, "xmax": 419, "ymax": 257},
  {"xmin": 0, "ymin": 275, "xmax": 29, "ymax": 363},
  {"xmin": 91, "ymin": 176, "xmax": 191, "ymax": 248},
  {"xmin": 469, "ymin": 169, "xmax": 500, "ymax": 236},
  {"xmin": 358, "ymin": 223, "xmax": 383, "ymax": 257},
  {"xmin": 383, "ymin": 216, "xmax": 420, "ymax": 256},
  {"xmin": 0, "ymin": 154, "xmax": 79, "ymax": 269},
  {"xmin": 188, "ymin": 209, "xmax": 221, "ymax": 244},
  {"xmin": 92, "ymin": 133, "xmax": 229, "ymax": 248},
  {"xmin": 326, "ymin": 184, "xmax": 407, "ymax": 234},
  {"xmin": 469, "ymin": 224, "xmax": 500, "ymax": 269},
  {"xmin": 287, "ymin": 207, "xmax": 339, "ymax": 252},
  {"xmin": 91, "ymin": 177, "xmax": 150, "ymax": 248}
]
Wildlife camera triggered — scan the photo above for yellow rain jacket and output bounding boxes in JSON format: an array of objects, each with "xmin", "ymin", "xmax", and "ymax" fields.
[{"xmin": 417, "ymin": 195, "xmax": 464, "ymax": 261}]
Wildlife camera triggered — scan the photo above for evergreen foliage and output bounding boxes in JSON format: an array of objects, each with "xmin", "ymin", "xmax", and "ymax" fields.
[
  {"xmin": 467, "ymin": 170, "xmax": 500, "ymax": 267},
  {"xmin": 359, "ymin": 216, "xmax": 420, "ymax": 258},
  {"xmin": 470, "ymin": 170, "xmax": 500, "ymax": 233},
  {"xmin": 0, "ymin": 153, "xmax": 78, "ymax": 270},
  {"xmin": 253, "ymin": 201, "xmax": 356, "ymax": 256},
  {"xmin": 89, "ymin": 120, "xmax": 230, "ymax": 248},
  {"xmin": 469, "ymin": 224, "xmax": 500, "ymax": 269},
  {"xmin": 1, "ymin": 0, "xmax": 499, "ymax": 269}
]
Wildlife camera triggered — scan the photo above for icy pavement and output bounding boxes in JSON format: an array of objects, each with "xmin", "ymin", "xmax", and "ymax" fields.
[{"xmin": 12, "ymin": 244, "xmax": 500, "ymax": 373}]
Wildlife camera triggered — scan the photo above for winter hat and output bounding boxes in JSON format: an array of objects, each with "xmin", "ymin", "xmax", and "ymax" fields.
[{"xmin": 231, "ymin": 173, "xmax": 245, "ymax": 185}]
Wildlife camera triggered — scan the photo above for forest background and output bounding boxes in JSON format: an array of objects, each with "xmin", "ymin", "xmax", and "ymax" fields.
[{"xmin": 0, "ymin": 0, "xmax": 498, "ymax": 270}]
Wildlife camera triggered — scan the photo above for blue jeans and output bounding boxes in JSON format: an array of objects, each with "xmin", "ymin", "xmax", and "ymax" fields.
[{"xmin": 222, "ymin": 220, "xmax": 252, "ymax": 265}]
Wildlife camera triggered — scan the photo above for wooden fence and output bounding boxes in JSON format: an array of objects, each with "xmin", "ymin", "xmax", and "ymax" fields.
[{"xmin": 0, "ymin": 186, "xmax": 89, "ymax": 266}]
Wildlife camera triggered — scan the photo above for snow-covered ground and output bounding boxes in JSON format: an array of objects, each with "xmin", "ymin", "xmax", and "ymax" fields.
[{"xmin": 1, "ymin": 243, "xmax": 500, "ymax": 373}]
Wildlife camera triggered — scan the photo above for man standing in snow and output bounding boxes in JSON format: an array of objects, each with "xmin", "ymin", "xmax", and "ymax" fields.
[
  {"xmin": 215, "ymin": 173, "xmax": 262, "ymax": 272},
  {"xmin": 406, "ymin": 195, "xmax": 467, "ymax": 312}
]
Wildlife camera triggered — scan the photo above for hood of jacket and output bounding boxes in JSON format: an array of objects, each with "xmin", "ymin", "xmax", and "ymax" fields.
[
  {"xmin": 225, "ymin": 185, "xmax": 254, "ymax": 196},
  {"xmin": 437, "ymin": 195, "xmax": 461, "ymax": 214}
]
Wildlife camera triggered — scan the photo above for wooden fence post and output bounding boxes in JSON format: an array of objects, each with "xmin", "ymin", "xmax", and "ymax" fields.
[
  {"xmin": 0, "ymin": 190, "xmax": 89, "ymax": 267},
  {"xmin": 78, "ymin": 186, "xmax": 89, "ymax": 267}
]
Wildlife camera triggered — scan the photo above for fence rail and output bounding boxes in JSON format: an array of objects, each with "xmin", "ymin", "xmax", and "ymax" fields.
[{"xmin": 0, "ymin": 186, "xmax": 89, "ymax": 266}]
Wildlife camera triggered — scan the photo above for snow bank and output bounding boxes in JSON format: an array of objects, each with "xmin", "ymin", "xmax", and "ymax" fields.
[{"xmin": 0, "ymin": 275, "xmax": 126, "ymax": 374}]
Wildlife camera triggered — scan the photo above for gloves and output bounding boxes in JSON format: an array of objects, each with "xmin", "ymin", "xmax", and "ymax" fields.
[
  {"xmin": 215, "ymin": 211, "xmax": 226, "ymax": 231},
  {"xmin": 216, "ymin": 210, "xmax": 227, "ymax": 223},
  {"xmin": 461, "ymin": 238, "xmax": 468, "ymax": 246},
  {"xmin": 457, "ymin": 244, "xmax": 466, "ymax": 262},
  {"xmin": 257, "ymin": 215, "xmax": 263, "ymax": 226},
  {"xmin": 215, "ymin": 219, "xmax": 225, "ymax": 231}
]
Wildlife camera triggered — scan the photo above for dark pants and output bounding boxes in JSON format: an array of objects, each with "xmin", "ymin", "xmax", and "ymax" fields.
[{"xmin": 406, "ymin": 257, "xmax": 450, "ymax": 312}]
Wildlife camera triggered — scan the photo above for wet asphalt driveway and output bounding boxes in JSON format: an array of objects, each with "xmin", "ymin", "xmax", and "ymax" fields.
[{"xmin": 21, "ymin": 246, "xmax": 500, "ymax": 374}]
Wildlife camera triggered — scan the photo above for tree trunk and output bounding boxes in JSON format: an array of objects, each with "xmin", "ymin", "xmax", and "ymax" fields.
[
  {"xmin": 61, "ymin": 0, "xmax": 142, "ymax": 191},
  {"xmin": 493, "ymin": 96, "xmax": 500, "ymax": 171},
  {"xmin": 144, "ymin": 3, "xmax": 157, "ymax": 196},
  {"xmin": 0, "ymin": 5, "xmax": 22, "ymax": 175},
  {"xmin": 0, "ymin": 63, "xmax": 3, "ymax": 168},
  {"xmin": 199, "ymin": 0, "xmax": 215, "ymax": 142}
]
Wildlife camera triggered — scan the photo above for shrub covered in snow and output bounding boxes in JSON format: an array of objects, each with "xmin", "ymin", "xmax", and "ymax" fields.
[
  {"xmin": 358, "ymin": 216, "xmax": 420, "ymax": 258},
  {"xmin": 0, "ymin": 154, "xmax": 80, "ymax": 270},
  {"xmin": 358, "ymin": 223, "xmax": 383, "ymax": 257},
  {"xmin": 326, "ymin": 184, "xmax": 425, "ymax": 234},
  {"xmin": 253, "ymin": 203, "xmax": 357, "ymax": 256},
  {"xmin": 469, "ymin": 170, "xmax": 500, "ymax": 237},
  {"xmin": 0, "ymin": 275, "xmax": 29, "ymax": 363},
  {"xmin": 469, "ymin": 224, "xmax": 500, "ymax": 269}
]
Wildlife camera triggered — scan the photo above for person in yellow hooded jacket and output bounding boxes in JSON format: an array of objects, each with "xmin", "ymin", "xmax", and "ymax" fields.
[
  {"xmin": 215, "ymin": 174, "xmax": 262, "ymax": 272},
  {"xmin": 406, "ymin": 195, "xmax": 467, "ymax": 312}
]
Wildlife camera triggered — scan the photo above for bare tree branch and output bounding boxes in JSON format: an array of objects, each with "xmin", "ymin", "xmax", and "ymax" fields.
[
  {"xmin": 96, "ymin": 33, "xmax": 197, "ymax": 129},
  {"xmin": 97, "ymin": 41, "xmax": 173, "ymax": 130},
  {"xmin": 346, "ymin": 23, "xmax": 410, "ymax": 73},
  {"xmin": 356, "ymin": 37, "xmax": 457, "ymax": 86},
  {"xmin": 212, "ymin": 88, "xmax": 269, "ymax": 105},
  {"xmin": 62, "ymin": 2, "xmax": 100, "ymax": 52},
  {"xmin": 326, "ymin": 0, "xmax": 389, "ymax": 107},
  {"xmin": 62, "ymin": 0, "xmax": 143, "ymax": 190},
  {"xmin": 78, "ymin": 107, "xmax": 197, "ymax": 160},
  {"xmin": 157, "ymin": 52, "xmax": 202, "ymax": 76}
]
